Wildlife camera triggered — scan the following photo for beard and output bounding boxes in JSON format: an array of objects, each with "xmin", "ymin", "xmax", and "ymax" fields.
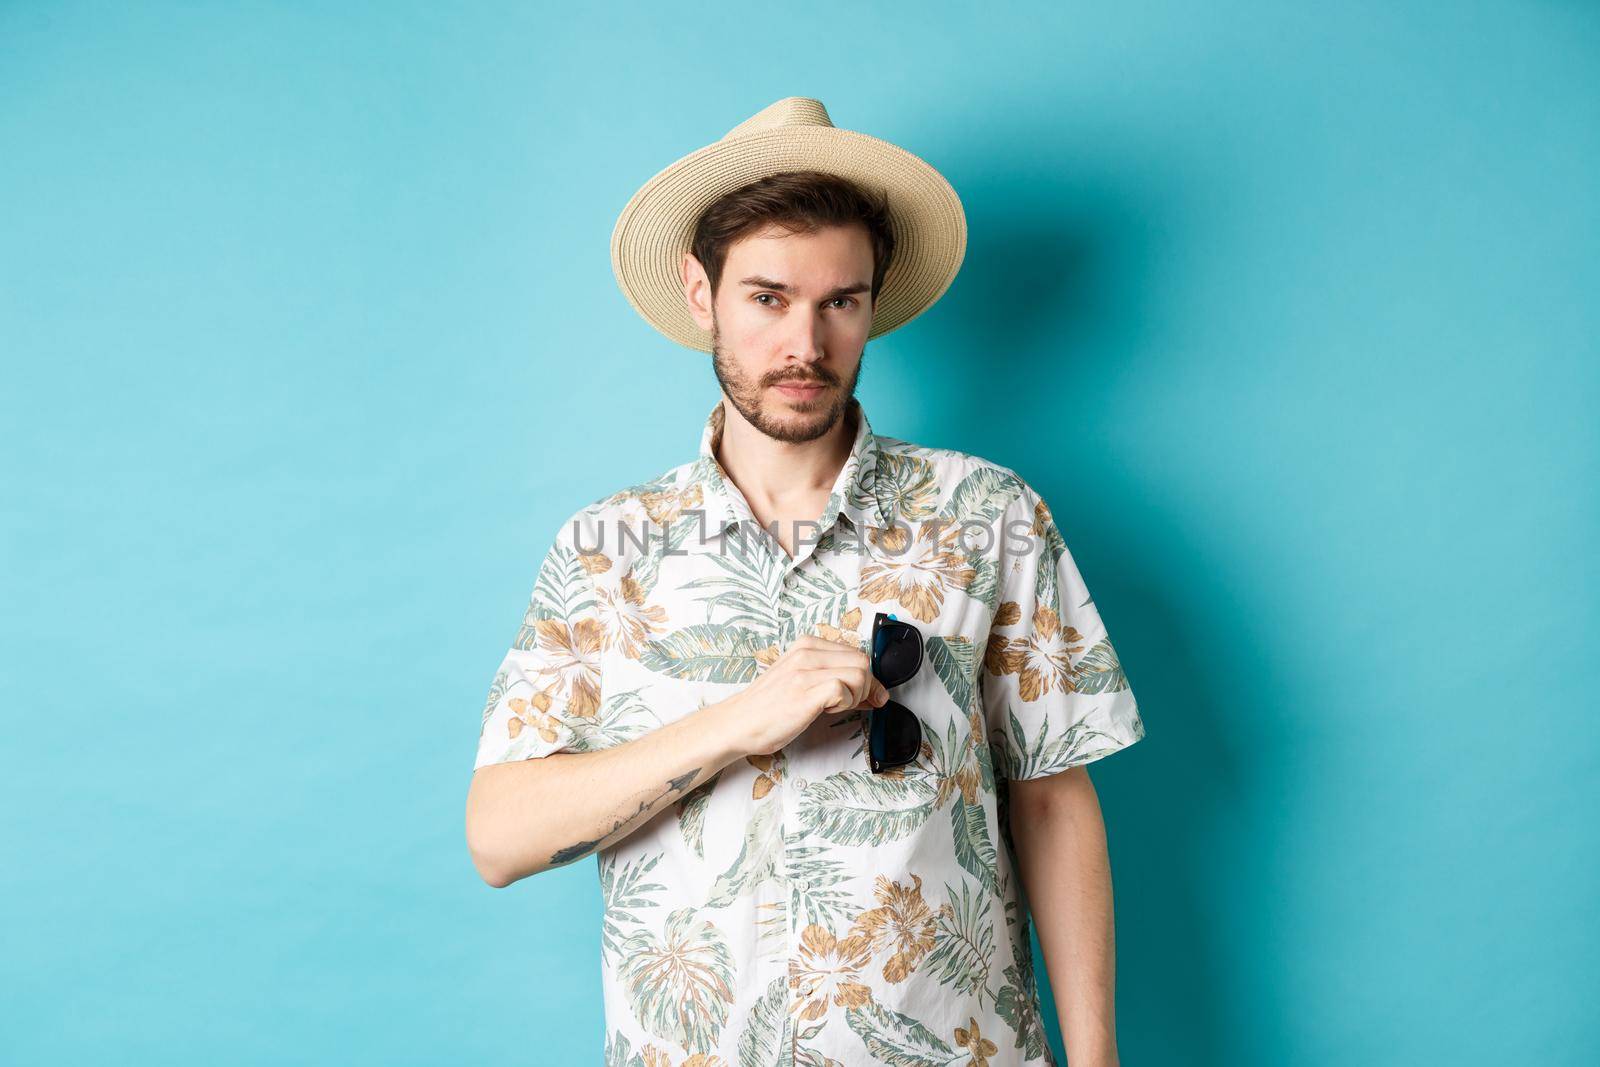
[{"xmin": 708, "ymin": 315, "xmax": 865, "ymax": 445}]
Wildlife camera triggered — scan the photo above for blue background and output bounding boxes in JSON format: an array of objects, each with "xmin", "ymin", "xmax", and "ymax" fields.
[{"xmin": 4, "ymin": 2, "xmax": 1596, "ymax": 1064}]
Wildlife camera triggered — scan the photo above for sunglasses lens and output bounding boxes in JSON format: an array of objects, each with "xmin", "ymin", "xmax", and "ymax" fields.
[
  {"xmin": 869, "ymin": 700, "xmax": 922, "ymax": 771},
  {"xmin": 873, "ymin": 623, "xmax": 922, "ymax": 688}
]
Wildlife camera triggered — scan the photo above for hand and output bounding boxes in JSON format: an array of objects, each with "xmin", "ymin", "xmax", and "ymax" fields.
[{"xmin": 726, "ymin": 635, "xmax": 891, "ymax": 758}]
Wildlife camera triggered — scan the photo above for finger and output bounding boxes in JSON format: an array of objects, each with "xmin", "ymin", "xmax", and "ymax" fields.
[
  {"xmin": 845, "ymin": 666, "xmax": 886, "ymax": 712},
  {"xmin": 847, "ymin": 665, "xmax": 878, "ymax": 709},
  {"xmin": 812, "ymin": 676, "xmax": 856, "ymax": 715},
  {"xmin": 787, "ymin": 643, "xmax": 873, "ymax": 670},
  {"xmin": 798, "ymin": 664, "xmax": 875, "ymax": 704},
  {"xmin": 790, "ymin": 633, "xmax": 866, "ymax": 653}
]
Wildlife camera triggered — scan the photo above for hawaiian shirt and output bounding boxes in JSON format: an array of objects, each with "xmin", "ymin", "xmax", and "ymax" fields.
[{"xmin": 472, "ymin": 396, "xmax": 1145, "ymax": 1066}]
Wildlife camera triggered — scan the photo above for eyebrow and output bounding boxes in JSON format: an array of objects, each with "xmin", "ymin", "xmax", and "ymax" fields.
[{"xmin": 737, "ymin": 275, "xmax": 872, "ymax": 299}]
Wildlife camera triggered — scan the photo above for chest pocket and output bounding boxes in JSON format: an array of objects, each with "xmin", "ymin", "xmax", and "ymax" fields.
[
  {"xmin": 846, "ymin": 595, "xmax": 984, "ymax": 777},
  {"xmin": 796, "ymin": 524, "xmax": 986, "ymax": 775},
  {"xmin": 897, "ymin": 627, "xmax": 982, "ymax": 767}
]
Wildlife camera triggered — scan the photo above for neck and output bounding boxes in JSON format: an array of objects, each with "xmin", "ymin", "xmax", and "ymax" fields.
[{"xmin": 713, "ymin": 398, "xmax": 858, "ymax": 519}]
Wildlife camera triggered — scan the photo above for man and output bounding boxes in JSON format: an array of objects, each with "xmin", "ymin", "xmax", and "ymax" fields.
[{"xmin": 465, "ymin": 97, "xmax": 1145, "ymax": 1066}]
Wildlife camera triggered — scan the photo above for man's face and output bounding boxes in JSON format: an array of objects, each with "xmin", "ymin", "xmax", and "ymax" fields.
[{"xmin": 682, "ymin": 223, "xmax": 876, "ymax": 445}]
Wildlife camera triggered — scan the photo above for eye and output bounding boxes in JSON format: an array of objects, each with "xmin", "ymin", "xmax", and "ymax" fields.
[
  {"xmin": 828, "ymin": 297, "xmax": 857, "ymax": 310},
  {"xmin": 753, "ymin": 293, "xmax": 781, "ymax": 307}
]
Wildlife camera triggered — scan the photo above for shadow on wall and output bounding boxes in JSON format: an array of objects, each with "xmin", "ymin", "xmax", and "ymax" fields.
[{"xmin": 915, "ymin": 136, "xmax": 1269, "ymax": 1065}]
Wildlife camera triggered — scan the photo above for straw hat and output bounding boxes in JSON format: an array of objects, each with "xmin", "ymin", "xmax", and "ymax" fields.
[{"xmin": 610, "ymin": 97, "xmax": 967, "ymax": 353}]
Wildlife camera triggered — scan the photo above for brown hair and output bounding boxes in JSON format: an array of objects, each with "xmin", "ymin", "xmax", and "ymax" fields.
[{"xmin": 689, "ymin": 170, "xmax": 897, "ymax": 303}]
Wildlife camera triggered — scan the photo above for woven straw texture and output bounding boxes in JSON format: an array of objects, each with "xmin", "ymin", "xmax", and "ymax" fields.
[{"xmin": 610, "ymin": 98, "xmax": 967, "ymax": 352}]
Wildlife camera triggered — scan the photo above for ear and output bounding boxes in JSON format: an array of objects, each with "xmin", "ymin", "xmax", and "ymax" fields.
[{"xmin": 682, "ymin": 252, "xmax": 714, "ymax": 332}]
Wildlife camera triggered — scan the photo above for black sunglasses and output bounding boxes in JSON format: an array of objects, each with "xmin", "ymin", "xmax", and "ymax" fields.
[{"xmin": 867, "ymin": 611, "xmax": 925, "ymax": 773}]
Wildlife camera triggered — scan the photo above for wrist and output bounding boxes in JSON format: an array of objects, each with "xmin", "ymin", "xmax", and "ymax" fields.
[
  {"xmin": 699, "ymin": 693, "xmax": 754, "ymax": 766},
  {"xmin": 1065, "ymin": 1038, "xmax": 1118, "ymax": 1067}
]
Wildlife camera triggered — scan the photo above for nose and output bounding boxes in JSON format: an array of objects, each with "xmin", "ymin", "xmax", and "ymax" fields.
[{"xmin": 783, "ymin": 305, "xmax": 828, "ymax": 364}]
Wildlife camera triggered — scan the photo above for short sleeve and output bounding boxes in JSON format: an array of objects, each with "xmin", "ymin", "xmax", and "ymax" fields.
[
  {"xmin": 980, "ymin": 483, "xmax": 1145, "ymax": 780},
  {"xmin": 473, "ymin": 511, "xmax": 606, "ymax": 770}
]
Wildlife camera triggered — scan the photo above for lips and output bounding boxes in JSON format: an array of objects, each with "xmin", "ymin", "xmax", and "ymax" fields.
[{"xmin": 774, "ymin": 381, "xmax": 827, "ymax": 396}]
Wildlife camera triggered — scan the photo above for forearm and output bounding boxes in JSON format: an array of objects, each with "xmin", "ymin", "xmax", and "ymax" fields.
[
  {"xmin": 1010, "ymin": 770, "xmax": 1119, "ymax": 1066},
  {"xmin": 466, "ymin": 696, "xmax": 751, "ymax": 887}
]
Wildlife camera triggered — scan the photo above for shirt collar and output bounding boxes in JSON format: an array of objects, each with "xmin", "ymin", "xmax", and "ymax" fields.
[{"xmin": 687, "ymin": 396, "xmax": 896, "ymax": 549}]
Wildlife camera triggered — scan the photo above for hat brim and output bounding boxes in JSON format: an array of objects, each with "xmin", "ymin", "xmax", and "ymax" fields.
[{"xmin": 610, "ymin": 125, "xmax": 967, "ymax": 353}]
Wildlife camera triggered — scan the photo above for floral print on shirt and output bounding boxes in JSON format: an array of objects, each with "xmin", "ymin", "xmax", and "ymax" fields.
[{"xmin": 474, "ymin": 397, "xmax": 1145, "ymax": 1065}]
